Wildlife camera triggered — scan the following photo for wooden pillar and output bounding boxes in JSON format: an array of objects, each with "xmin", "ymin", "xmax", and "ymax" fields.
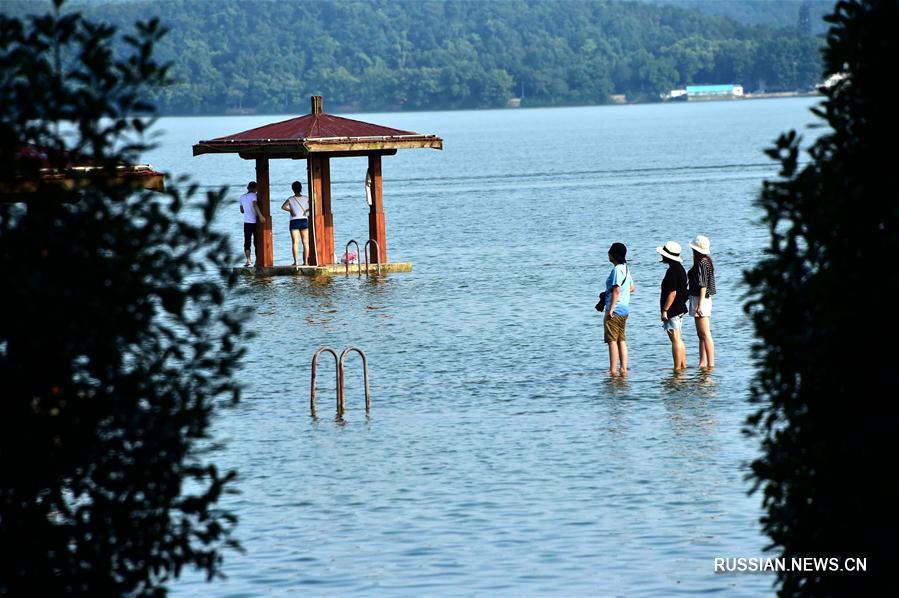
[
  {"xmin": 308, "ymin": 97, "xmax": 330, "ymax": 264},
  {"xmin": 307, "ymin": 156, "xmax": 327, "ymax": 266},
  {"xmin": 367, "ymin": 154, "xmax": 387, "ymax": 264},
  {"xmin": 321, "ymin": 157, "xmax": 335, "ymax": 265},
  {"xmin": 255, "ymin": 158, "xmax": 274, "ymax": 268}
]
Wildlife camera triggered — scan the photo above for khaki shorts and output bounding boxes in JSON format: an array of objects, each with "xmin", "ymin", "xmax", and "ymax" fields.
[{"xmin": 604, "ymin": 313, "xmax": 628, "ymax": 343}]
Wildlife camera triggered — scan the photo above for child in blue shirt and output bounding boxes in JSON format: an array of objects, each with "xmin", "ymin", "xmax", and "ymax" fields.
[{"xmin": 604, "ymin": 242, "xmax": 635, "ymax": 376}]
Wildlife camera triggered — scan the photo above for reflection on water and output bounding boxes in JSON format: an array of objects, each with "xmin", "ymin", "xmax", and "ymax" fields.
[
  {"xmin": 165, "ymin": 99, "xmax": 825, "ymax": 596},
  {"xmin": 602, "ymin": 374, "xmax": 631, "ymax": 396},
  {"xmin": 661, "ymin": 368, "xmax": 688, "ymax": 390},
  {"xmin": 660, "ymin": 368, "xmax": 717, "ymax": 395},
  {"xmin": 662, "ymin": 372, "xmax": 718, "ymax": 438},
  {"xmin": 696, "ymin": 368, "xmax": 718, "ymax": 393}
]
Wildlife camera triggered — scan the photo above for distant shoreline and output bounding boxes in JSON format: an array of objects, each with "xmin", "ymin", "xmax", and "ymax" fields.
[
  {"xmin": 701, "ymin": 90, "xmax": 824, "ymax": 102},
  {"xmin": 742, "ymin": 91, "xmax": 821, "ymax": 100},
  {"xmin": 647, "ymin": 90, "xmax": 821, "ymax": 105},
  {"xmin": 157, "ymin": 93, "xmax": 822, "ymax": 119}
]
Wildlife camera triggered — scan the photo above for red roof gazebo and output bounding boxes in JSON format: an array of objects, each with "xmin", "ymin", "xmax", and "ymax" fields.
[{"xmin": 193, "ymin": 96, "xmax": 442, "ymax": 269}]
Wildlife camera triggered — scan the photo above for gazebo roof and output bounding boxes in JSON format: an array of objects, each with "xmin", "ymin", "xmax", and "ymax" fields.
[{"xmin": 193, "ymin": 98, "xmax": 442, "ymax": 158}]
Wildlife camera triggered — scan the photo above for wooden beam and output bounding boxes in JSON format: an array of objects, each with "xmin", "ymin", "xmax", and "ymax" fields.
[
  {"xmin": 238, "ymin": 149, "xmax": 307, "ymax": 160},
  {"xmin": 313, "ymin": 150, "xmax": 397, "ymax": 159},
  {"xmin": 304, "ymin": 139, "xmax": 442, "ymax": 153},
  {"xmin": 255, "ymin": 158, "xmax": 274, "ymax": 268},
  {"xmin": 194, "ymin": 141, "xmax": 437, "ymax": 158},
  {"xmin": 367, "ymin": 154, "xmax": 387, "ymax": 264},
  {"xmin": 235, "ymin": 149, "xmax": 400, "ymax": 160},
  {"xmin": 195, "ymin": 144, "xmax": 306, "ymax": 157}
]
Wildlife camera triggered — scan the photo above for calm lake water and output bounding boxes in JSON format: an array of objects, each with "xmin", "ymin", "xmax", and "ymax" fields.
[{"xmin": 150, "ymin": 98, "xmax": 824, "ymax": 596}]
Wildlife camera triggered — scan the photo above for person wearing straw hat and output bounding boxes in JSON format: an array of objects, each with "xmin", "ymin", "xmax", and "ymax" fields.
[
  {"xmin": 656, "ymin": 240, "xmax": 688, "ymax": 369},
  {"xmin": 687, "ymin": 235, "xmax": 716, "ymax": 369},
  {"xmin": 602, "ymin": 242, "xmax": 635, "ymax": 376}
]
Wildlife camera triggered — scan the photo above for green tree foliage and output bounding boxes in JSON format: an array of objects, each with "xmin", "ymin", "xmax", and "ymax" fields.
[
  {"xmin": 745, "ymin": 0, "xmax": 898, "ymax": 594},
  {"xmin": 1, "ymin": 0, "xmax": 826, "ymax": 113},
  {"xmin": 0, "ymin": 1, "xmax": 247, "ymax": 593},
  {"xmin": 647, "ymin": 0, "xmax": 833, "ymax": 33}
]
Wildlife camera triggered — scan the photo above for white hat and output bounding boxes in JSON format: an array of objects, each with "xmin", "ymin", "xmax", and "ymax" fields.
[
  {"xmin": 689, "ymin": 235, "xmax": 711, "ymax": 255},
  {"xmin": 656, "ymin": 240, "xmax": 683, "ymax": 263}
]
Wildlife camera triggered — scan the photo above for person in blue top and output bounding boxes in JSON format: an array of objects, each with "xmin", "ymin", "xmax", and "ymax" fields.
[{"xmin": 603, "ymin": 242, "xmax": 635, "ymax": 376}]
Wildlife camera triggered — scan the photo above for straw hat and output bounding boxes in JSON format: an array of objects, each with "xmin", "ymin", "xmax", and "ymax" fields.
[
  {"xmin": 656, "ymin": 240, "xmax": 683, "ymax": 263},
  {"xmin": 689, "ymin": 235, "xmax": 711, "ymax": 255}
]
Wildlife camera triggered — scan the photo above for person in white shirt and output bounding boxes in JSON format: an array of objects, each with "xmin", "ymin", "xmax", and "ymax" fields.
[
  {"xmin": 280, "ymin": 180, "xmax": 310, "ymax": 266},
  {"xmin": 239, "ymin": 181, "xmax": 265, "ymax": 267}
]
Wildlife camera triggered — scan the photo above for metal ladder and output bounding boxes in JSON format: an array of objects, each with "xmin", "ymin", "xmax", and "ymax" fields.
[
  {"xmin": 364, "ymin": 239, "xmax": 382, "ymax": 275},
  {"xmin": 344, "ymin": 239, "xmax": 361, "ymax": 275},
  {"xmin": 310, "ymin": 346, "xmax": 371, "ymax": 416},
  {"xmin": 344, "ymin": 239, "xmax": 381, "ymax": 275}
]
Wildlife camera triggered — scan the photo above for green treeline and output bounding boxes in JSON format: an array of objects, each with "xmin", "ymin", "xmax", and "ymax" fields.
[
  {"xmin": 10, "ymin": 0, "xmax": 825, "ymax": 114},
  {"xmin": 645, "ymin": 0, "xmax": 834, "ymax": 33}
]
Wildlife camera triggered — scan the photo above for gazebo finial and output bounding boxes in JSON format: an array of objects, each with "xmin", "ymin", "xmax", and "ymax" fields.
[{"xmin": 311, "ymin": 95, "xmax": 323, "ymax": 115}]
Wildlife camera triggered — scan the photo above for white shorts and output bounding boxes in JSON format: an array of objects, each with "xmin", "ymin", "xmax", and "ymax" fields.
[{"xmin": 689, "ymin": 296, "xmax": 712, "ymax": 317}]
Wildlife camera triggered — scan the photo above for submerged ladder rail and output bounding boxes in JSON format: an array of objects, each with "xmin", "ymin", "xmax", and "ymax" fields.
[
  {"xmin": 338, "ymin": 346, "xmax": 371, "ymax": 412},
  {"xmin": 310, "ymin": 346, "xmax": 341, "ymax": 416},
  {"xmin": 344, "ymin": 239, "xmax": 361, "ymax": 276},
  {"xmin": 363, "ymin": 239, "xmax": 382, "ymax": 275}
]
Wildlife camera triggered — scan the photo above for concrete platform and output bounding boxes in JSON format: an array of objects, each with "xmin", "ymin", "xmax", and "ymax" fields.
[{"xmin": 230, "ymin": 262, "xmax": 413, "ymax": 276}]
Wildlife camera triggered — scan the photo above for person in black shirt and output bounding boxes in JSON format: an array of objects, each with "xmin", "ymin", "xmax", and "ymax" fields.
[
  {"xmin": 687, "ymin": 235, "xmax": 716, "ymax": 369},
  {"xmin": 656, "ymin": 241, "xmax": 688, "ymax": 369}
]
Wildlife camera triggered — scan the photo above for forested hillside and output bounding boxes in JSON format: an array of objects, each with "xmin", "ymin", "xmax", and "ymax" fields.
[
  {"xmin": 2, "ymin": 0, "xmax": 825, "ymax": 115},
  {"xmin": 645, "ymin": 0, "xmax": 834, "ymax": 33}
]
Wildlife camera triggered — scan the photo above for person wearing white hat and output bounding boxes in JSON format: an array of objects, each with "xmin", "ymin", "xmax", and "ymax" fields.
[
  {"xmin": 656, "ymin": 240, "xmax": 688, "ymax": 369},
  {"xmin": 687, "ymin": 235, "xmax": 716, "ymax": 368}
]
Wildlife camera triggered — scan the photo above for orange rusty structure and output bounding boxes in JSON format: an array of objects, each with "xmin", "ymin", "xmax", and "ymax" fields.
[
  {"xmin": 192, "ymin": 96, "xmax": 442, "ymax": 268},
  {"xmin": 1, "ymin": 145, "xmax": 165, "ymax": 202}
]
